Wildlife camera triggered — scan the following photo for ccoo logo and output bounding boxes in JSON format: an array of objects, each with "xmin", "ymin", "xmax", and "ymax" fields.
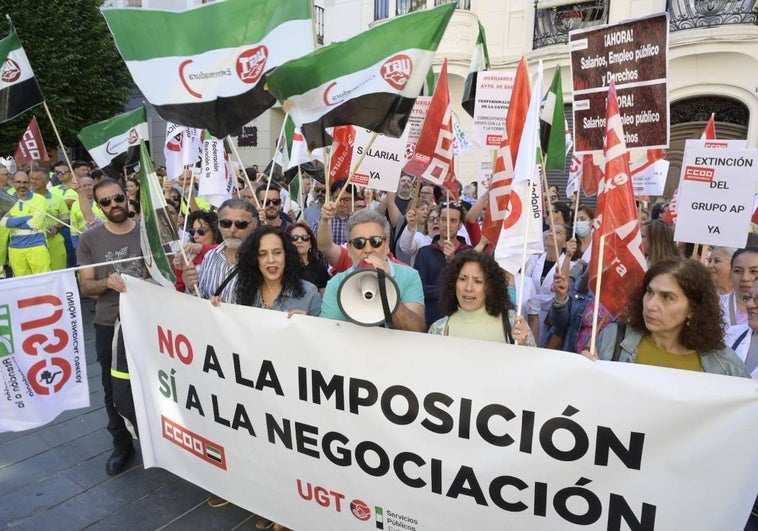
[
  {"xmin": 350, "ymin": 499, "xmax": 371, "ymax": 521},
  {"xmin": 380, "ymin": 54, "xmax": 412, "ymax": 91},
  {"xmin": 236, "ymin": 45, "xmax": 268, "ymax": 84},
  {"xmin": 1, "ymin": 58, "xmax": 21, "ymax": 83}
]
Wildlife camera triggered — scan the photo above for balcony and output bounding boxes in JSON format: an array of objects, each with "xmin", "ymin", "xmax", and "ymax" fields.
[
  {"xmin": 374, "ymin": 0, "xmax": 470, "ymax": 20},
  {"xmin": 533, "ymin": 0, "xmax": 609, "ymax": 49},
  {"xmin": 314, "ymin": 4, "xmax": 324, "ymax": 45},
  {"xmin": 667, "ymin": 0, "xmax": 757, "ymax": 30}
]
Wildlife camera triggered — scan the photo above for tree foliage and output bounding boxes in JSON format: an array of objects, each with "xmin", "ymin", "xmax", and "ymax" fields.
[{"xmin": 0, "ymin": 0, "xmax": 133, "ymax": 159}]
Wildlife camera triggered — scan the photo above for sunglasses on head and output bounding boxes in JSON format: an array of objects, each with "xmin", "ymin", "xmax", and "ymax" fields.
[
  {"xmin": 348, "ymin": 236, "xmax": 385, "ymax": 250},
  {"xmin": 127, "ymin": 211, "xmax": 136, "ymax": 218},
  {"xmin": 188, "ymin": 228, "xmax": 207, "ymax": 237},
  {"xmin": 98, "ymin": 193, "xmax": 126, "ymax": 207},
  {"xmin": 290, "ymin": 234, "xmax": 311, "ymax": 242},
  {"xmin": 218, "ymin": 218, "xmax": 251, "ymax": 229},
  {"xmin": 262, "ymin": 198, "xmax": 282, "ymax": 207}
]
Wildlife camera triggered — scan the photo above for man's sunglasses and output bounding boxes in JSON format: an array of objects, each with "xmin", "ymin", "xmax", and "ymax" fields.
[
  {"xmin": 98, "ymin": 193, "xmax": 126, "ymax": 207},
  {"xmin": 290, "ymin": 234, "xmax": 311, "ymax": 242},
  {"xmin": 262, "ymin": 198, "xmax": 282, "ymax": 207},
  {"xmin": 127, "ymin": 211, "xmax": 137, "ymax": 218},
  {"xmin": 348, "ymin": 236, "xmax": 386, "ymax": 250},
  {"xmin": 188, "ymin": 228, "xmax": 207, "ymax": 237},
  {"xmin": 218, "ymin": 219, "xmax": 251, "ymax": 229}
]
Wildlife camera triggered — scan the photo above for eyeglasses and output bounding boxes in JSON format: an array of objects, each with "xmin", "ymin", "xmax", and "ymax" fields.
[
  {"xmin": 290, "ymin": 234, "xmax": 311, "ymax": 242},
  {"xmin": 348, "ymin": 236, "xmax": 386, "ymax": 250},
  {"xmin": 218, "ymin": 218, "xmax": 251, "ymax": 229},
  {"xmin": 97, "ymin": 193, "xmax": 126, "ymax": 207},
  {"xmin": 188, "ymin": 228, "xmax": 207, "ymax": 237},
  {"xmin": 428, "ymin": 216, "xmax": 440, "ymax": 222},
  {"xmin": 314, "ymin": 188, "xmax": 326, "ymax": 194},
  {"xmin": 127, "ymin": 211, "xmax": 137, "ymax": 218},
  {"xmin": 742, "ymin": 295, "xmax": 758, "ymax": 306},
  {"xmin": 13, "ymin": 180, "xmax": 30, "ymax": 186},
  {"xmin": 262, "ymin": 198, "xmax": 282, "ymax": 207},
  {"xmin": 439, "ymin": 201, "xmax": 462, "ymax": 208}
]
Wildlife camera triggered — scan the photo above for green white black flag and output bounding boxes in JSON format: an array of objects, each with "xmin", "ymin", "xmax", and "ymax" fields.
[
  {"xmin": 78, "ymin": 106, "xmax": 149, "ymax": 180},
  {"xmin": 0, "ymin": 26, "xmax": 44, "ymax": 123},
  {"xmin": 102, "ymin": 0, "xmax": 314, "ymax": 138},
  {"xmin": 266, "ymin": 3, "xmax": 455, "ymax": 149}
]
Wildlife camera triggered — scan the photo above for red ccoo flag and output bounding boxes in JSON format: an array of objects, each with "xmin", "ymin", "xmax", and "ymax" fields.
[
  {"xmin": 481, "ymin": 127, "xmax": 514, "ymax": 244},
  {"xmin": 505, "ymin": 57, "xmax": 530, "ymax": 165},
  {"xmin": 14, "ymin": 116, "xmax": 49, "ymax": 164},
  {"xmin": 329, "ymin": 125, "xmax": 356, "ymax": 182},
  {"xmin": 403, "ymin": 58, "xmax": 458, "ymax": 199},
  {"xmin": 589, "ymin": 82, "xmax": 647, "ymax": 318}
]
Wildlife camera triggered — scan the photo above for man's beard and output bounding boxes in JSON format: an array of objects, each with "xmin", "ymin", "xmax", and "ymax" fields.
[
  {"xmin": 106, "ymin": 206, "xmax": 128, "ymax": 223},
  {"xmin": 225, "ymin": 237, "xmax": 243, "ymax": 249},
  {"xmin": 266, "ymin": 209, "xmax": 279, "ymax": 221}
]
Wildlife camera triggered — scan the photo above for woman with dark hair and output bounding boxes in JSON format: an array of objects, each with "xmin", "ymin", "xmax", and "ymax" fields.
[
  {"xmin": 589, "ymin": 258, "xmax": 749, "ymax": 376},
  {"xmin": 721, "ymin": 247, "xmax": 758, "ymax": 328},
  {"xmin": 286, "ymin": 221, "xmax": 329, "ymax": 294},
  {"xmin": 126, "ymin": 176, "xmax": 140, "ymax": 202},
  {"xmin": 428, "ymin": 250, "xmax": 535, "ymax": 346},
  {"xmin": 172, "ymin": 210, "xmax": 222, "ymax": 292},
  {"xmin": 641, "ymin": 219, "xmax": 681, "ymax": 266},
  {"xmin": 231, "ymin": 225, "xmax": 321, "ymax": 315},
  {"xmin": 127, "ymin": 198, "xmax": 141, "ymax": 221}
]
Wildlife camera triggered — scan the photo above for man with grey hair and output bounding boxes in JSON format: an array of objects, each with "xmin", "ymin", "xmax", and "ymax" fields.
[
  {"xmin": 182, "ymin": 198, "xmax": 257, "ymax": 302},
  {"xmin": 320, "ymin": 208, "xmax": 425, "ymax": 331}
]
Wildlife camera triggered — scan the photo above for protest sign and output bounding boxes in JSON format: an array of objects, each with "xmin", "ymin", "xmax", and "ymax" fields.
[
  {"xmin": 674, "ymin": 139, "xmax": 758, "ymax": 247},
  {"xmin": 631, "ymin": 158, "xmax": 668, "ymax": 196},
  {"xmin": 121, "ymin": 278, "xmax": 758, "ymax": 530},
  {"xmin": 478, "ymin": 160, "xmax": 492, "ymax": 199},
  {"xmin": 470, "ymin": 71, "xmax": 516, "ymax": 149},
  {"xmin": 570, "ymin": 13, "xmax": 669, "ymax": 153},
  {"xmin": 351, "ymin": 127, "xmax": 409, "ymax": 192},
  {"xmin": 0, "ymin": 271, "xmax": 89, "ymax": 432}
]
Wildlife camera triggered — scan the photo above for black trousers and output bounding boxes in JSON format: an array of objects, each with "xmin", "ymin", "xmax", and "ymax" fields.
[{"xmin": 94, "ymin": 323, "xmax": 133, "ymax": 454}]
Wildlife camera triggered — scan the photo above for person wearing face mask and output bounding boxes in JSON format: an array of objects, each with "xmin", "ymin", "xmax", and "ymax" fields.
[
  {"xmin": 428, "ymin": 251, "xmax": 535, "ymax": 345},
  {"xmin": 573, "ymin": 205, "xmax": 594, "ymax": 264}
]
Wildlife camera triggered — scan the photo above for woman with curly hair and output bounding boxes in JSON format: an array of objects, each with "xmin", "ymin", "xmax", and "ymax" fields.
[
  {"xmin": 286, "ymin": 221, "xmax": 330, "ymax": 294},
  {"xmin": 230, "ymin": 225, "xmax": 321, "ymax": 316},
  {"xmin": 172, "ymin": 210, "xmax": 222, "ymax": 292},
  {"xmin": 588, "ymin": 258, "xmax": 749, "ymax": 376},
  {"xmin": 428, "ymin": 250, "xmax": 535, "ymax": 346}
]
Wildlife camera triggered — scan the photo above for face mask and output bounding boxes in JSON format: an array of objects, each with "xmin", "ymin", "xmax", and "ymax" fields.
[
  {"xmin": 507, "ymin": 286, "xmax": 518, "ymax": 303},
  {"xmin": 575, "ymin": 220, "xmax": 592, "ymax": 238}
]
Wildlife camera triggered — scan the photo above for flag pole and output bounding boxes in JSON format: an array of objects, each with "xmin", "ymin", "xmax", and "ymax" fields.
[
  {"xmin": 700, "ymin": 244, "xmax": 710, "ymax": 265},
  {"xmin": 589, "ymin": 233, "xmax": 606, "ymax": 357},
  {"xmin": 225, "ymin": 136, "xmax": 261, "ymax": 209},
  {"xmin": 16, "ymin": 198, "xmax": 73, "ymax": 230},
  {"xmin": 540, "ymin": 156, "xmax": 561, "ymax": 261},
  {"xmin": 261, "ymin": 115, "xmax": 290, "ymax": 207},
  {"xmin": 334, "ymin": 131, "xmax": 378, "ymax": 205},
  {"xmin": 296, "ymin": 165, "xmax": 304, "ymax": 220},
  {"xmin": 41, "ymin": 101, "xmax": 77, "ymax": 185}
]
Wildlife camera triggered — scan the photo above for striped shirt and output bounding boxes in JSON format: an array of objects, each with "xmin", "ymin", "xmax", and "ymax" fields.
[
  {"xmin": 312, "ymin": 214, "xmax": 349, "ymax": 246},
  {"xmin": 196, "ymin": 243, "xmax": 238, "ymax": 302}
]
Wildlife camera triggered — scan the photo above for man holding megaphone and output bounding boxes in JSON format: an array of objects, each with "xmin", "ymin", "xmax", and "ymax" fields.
[{"xmin": 320, "ymin": 209, "xmax": 426, "ymax": 332}]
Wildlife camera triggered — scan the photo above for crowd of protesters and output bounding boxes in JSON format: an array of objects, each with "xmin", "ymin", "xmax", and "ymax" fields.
[{"xmin": 2, "ymin": 161, "xmax": 755, "ymax": 530}]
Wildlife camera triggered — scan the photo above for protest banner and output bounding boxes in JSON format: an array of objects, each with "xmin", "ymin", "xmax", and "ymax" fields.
[
  {"xmin": 631, "ymin": 158, "xmax": 667, "ymax": 196},
  {"xmin": 0, "ymin": 271, "xmax": 89, "ymax": 432},
  {"xmin": 350, "ymin": 127, "xmax": 409, "ymax": 192},
  {"xmin": 478, "ymin": 160, "xmax": 492, "ymax": 199},
  {"xmin": 673, "ymin": 139, "xmax": 758, "ymax": 248},
  {"xmin": 470, "ymin": 70, "xmax": 515, "ymax": 149},
  {"xmin": 570, "ymin": 13, "xmax": 669, "ymax": 153},
  {"xmin": 121, "ymin": 278, "xmax": 758, "ymax": 530}
]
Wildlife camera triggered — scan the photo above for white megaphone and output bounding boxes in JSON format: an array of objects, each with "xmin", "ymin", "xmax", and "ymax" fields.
[{"xmin": 337, "ymin": 267, "xmax": 400, "ymax": 327}]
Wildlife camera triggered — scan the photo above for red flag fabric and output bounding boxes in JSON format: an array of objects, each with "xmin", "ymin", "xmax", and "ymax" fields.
[
  {"xmin": 589, "ymin": 82, "xmax": 647, "ymax": 317},
  {"xmin": 14, "ymin": 116, "xmax": 49, "ymax": 163},
  {"xmin": 329, "ymin": 125, "xmax": 355, "ymax": 182},
  {"xmin": 505, "ymin": 57, "xmax": 530, "ymax": 165},
  {"xmin": 701, "ymin": 113, "xmax": 716, "ymax": 140},
  {"xmin": 402, "ymin": 59, "xmax": 457, "ymax": 198},
  {"xmin": 481, "ymin": 128, "xmax": 514, "ymax": 244}
]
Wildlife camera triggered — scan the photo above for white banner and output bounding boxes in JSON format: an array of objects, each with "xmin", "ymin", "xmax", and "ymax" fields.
[
  {"xmin": 120, "ymin": 278, "xmax": 758, "ymax": 530},
  {"xmin": 674, "ymin": 139, "xmax": 758, "ymax": 247},
  {"xmin": 631, "ymin": 158, "xmax": 668, "ymax": 196},
  {"xmin": 478, "ymin": 160, "xmax": 492, "ymax": 199},
  {"xmin": 471, "ymin": 71, "xmax": 515, "ymax": 149},
  {"xmin": 199, "ymin": 137, "xmax": 233, "ymax": 208},
  {"xmin": 0, "ymin": 271, "xmax": 89, "ymax": 432},
  {"xmin": 403, "ymin": 96, "xmax": 432, "ymax": 163},
  {"xmin": 351, "ymin": 127, "xmax": 409, "ymax": 193}
]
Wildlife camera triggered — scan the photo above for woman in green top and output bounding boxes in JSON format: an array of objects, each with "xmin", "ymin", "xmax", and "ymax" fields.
[
  {"xmin": 428, "ymin": 250, "xmax": 535, "ymax": 346},
  {"xmin": 590, "ymin": 258, "xmax": 749, "ymax": 377}
]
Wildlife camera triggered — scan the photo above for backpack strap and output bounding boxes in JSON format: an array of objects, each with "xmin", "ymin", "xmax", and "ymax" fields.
[
  {"xmin": 731, "ymin": 328, "xmax": 750, "ymax": 351},
  {"xmin": 612, "ymin": 323, "xmax": 626, "ymax": 362}
]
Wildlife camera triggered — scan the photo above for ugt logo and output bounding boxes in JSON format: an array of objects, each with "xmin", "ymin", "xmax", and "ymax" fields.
[
  {"xmin": 1, "ymin": 58, "xmax": 21, "ymax": 83},
  {"xmin": 0, "ymin": 305, "xmax": 14, "ymax": 358},
  {"xmin": 236, "ymin": 45, "xmax": 268, "ymax": 84}
]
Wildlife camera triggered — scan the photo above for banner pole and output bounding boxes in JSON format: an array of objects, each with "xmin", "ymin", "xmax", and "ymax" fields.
[
  {"xmin": 42, "ymin": 100, "xmax": 77, "ymax": 185},
  {"xmin": 334, "ymin": 131, "xmax": 377, "ymax": 205},
  {"xmin": 225, "ymin": 136, "xmax": 261, "ymax": 209},
  {"xmin": 589, "ymin": 233, "xmax": 606, "ymax": 357}
]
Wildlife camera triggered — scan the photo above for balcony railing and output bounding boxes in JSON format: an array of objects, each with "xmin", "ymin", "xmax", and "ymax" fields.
[
  {"xmin": 667, "ymin": 0, "xmax": 757, "ymax": 30},
  {"xmin": 374, "ymin": 0, "xmax": 470, "ymax": 20},
  {"xmin": 533, "ymin": 0, "xmax": 609, "ymax": 49},
  {"xmin": 314, "ymin": 4, "xmax": 324, "ymax": 45}
]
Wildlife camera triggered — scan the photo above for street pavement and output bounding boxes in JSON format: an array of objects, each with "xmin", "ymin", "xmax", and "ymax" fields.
[{"xmin": 0, "ymin": 298, "xmax": 258, "ymax": 531}]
